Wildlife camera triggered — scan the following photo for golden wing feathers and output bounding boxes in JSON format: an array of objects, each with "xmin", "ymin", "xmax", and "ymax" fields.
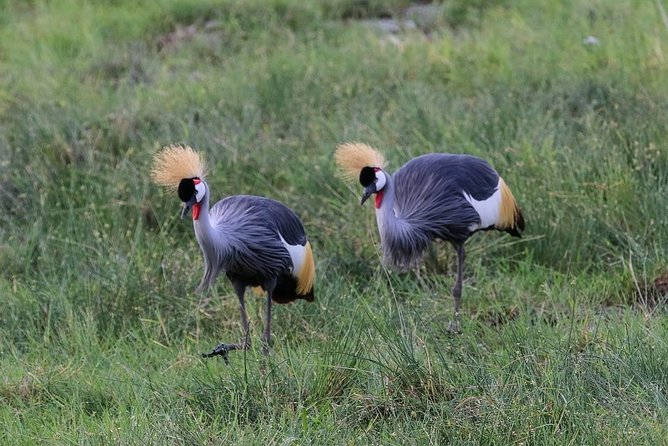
[
  {"xmin": 334, "ymin": 142, "xmax": 386, "ymax": 183},
  {"xmin": 151, "ymin": 145, "xmax": 205, "ymax": 190}
]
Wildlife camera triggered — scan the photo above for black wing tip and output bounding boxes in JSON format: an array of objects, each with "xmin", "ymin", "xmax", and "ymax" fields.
[
  {"xmin": 303, "ymin": 289, "xmax": 315, "ymax": 302},
  {"xmin": 272, "ymin": 276, "xmax": 315, "ymax": 304},
  {"xmin": 505, "ymin": 209, "xmax": 525, "ymax": 238},
  {"xmin": 516, "ymin": 207, "xmax": 525, "ymax": 230},
  {"xmin": 506, "ymin": 227, "xmax": 523, "ymax": 238}
]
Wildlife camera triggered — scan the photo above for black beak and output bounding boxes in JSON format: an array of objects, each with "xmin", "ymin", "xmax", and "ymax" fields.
[
  {"xmin": 360, "ymin": 184, "xmax": 376, "ymax": 206},
  {"xmin": 181, "ymin": 196, "xmax": 197, "ymax": 219}
]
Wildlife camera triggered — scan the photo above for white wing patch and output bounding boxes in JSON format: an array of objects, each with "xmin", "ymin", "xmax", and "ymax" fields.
[
  {"xmin": 462, "ymin": 179, "xmax": 502, "ymax": 231},
  {"xmin": 279, "ymin": 233, "xmax": 305, "ymax": 277}
]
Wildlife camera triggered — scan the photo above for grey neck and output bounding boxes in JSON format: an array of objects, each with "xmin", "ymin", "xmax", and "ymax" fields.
[
  {"xmin": 191, "ymin": 181, "xmax": 226, "ymax": 291},
  {"xmin": 375, "ymin": 173, "xmax": 396, "ymax": 237},
  {"xmin": 193, "ymin": 181, "xmax": 213, "ymax": 242}
]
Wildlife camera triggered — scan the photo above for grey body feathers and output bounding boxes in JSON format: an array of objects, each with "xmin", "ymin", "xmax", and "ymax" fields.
[
  {"xmin": 377, "ymin": 154, "xmax": 499, "ymax": 270},
  {"xmin": 194, "ymin": 190, "xmax": 306, "ymax": 293}
]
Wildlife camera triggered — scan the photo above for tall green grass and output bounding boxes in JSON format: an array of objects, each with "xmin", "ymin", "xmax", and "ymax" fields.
[{"xmin": 1, "ymin": 0, "xmax": 667, "ymax": 443}]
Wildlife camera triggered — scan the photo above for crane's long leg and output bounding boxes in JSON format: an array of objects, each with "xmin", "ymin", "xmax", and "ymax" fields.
[
  {"xmin": 447, "ymin": 243, "xmax": 465, "ymax": 334},
  {"xmin": 202, "ymin": 282, "xmax": 250, "ymax": 363},
  {"xmin": 263, "ymin": 292, "xmax": 272, "ymax": 355},
  {"xmin": 262, "ymin": 279, "xmax": 277, "ymax": 355},
  {"xmin": 237, "ymin": 284, "xmax": 251, "ymax": 350}
]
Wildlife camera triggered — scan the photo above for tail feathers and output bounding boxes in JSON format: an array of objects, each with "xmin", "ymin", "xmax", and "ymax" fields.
[
  {"xmin": 251, "ymin": 278, "xmax": 314, "ymax": 303},
  {"xmin": 273, "ymin": 275, "xmax": 315, "ymax": 304},
  {"xmin": 497, "ymin": 178, "xmax": 524, "ymax": 238}
]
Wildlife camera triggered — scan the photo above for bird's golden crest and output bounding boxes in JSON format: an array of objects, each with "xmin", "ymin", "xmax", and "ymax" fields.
[
  {"xmin": 151, "ymin": 145, "xmax": 205, "ymax": 190},
  {"xmin": 334, "ymin": 142, "xmax": 386, "ymax": 183}
]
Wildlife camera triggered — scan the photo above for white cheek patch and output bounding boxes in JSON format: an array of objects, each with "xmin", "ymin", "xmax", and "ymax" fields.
[
  {"xmin": 195, "ymin": 182, "xmax": 206, "ymax": 203},
  {"xmin": 375, "ymin": 170, "xmax": 387, "ymax": 191}
]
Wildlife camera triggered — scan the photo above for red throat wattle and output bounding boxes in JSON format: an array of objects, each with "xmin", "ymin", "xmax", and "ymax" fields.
[
  {"xmin": 192, "ymin": 203, "xmax": 201, "ymax": 220},
  {"xmin": 374, "ymin": 190, "xmax": 384, "ymax": 209}
]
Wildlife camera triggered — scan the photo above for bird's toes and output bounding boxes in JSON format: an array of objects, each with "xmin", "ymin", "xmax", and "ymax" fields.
[
  {"xmin": 201, "ymin": 343, "xmax": 241, "ymax": 364},
  {"xmin": 261, "ymin": 338, "xmax": 272, "ymax": 355},
  {"xmin": 446, "ymin": 321, "xmax": 461, "ymax": 335}
]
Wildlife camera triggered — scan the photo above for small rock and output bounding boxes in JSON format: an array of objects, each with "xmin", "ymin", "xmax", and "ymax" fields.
[
  {"xmin": 404, "ymin": 4, "xmax": 443, "ymax": 30},
  {"xmin": 360, "ymin": 18, "xmax": 416, "ymax": 34},
  {"xmin": 583, "ymin": 35, "xmax": 600, "ymax": 46}
]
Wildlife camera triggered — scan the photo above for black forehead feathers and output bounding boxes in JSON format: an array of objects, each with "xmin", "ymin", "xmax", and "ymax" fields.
[
  {"xmin": 177, "ymin": 177, "xmax": 199, "ymax": 202},
  {"xmin": 359, "ymin": 166, "xmax": 376, "ymax": 187}
]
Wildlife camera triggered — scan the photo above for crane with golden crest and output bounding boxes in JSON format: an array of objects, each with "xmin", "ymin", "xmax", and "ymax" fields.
[
  {"xmin": 152, "ymin": 145, "xmax": 315, "ymax": 362},
  {"xmin": 335, "ymin": 142, "xmax": 524, "ymax": 332}
]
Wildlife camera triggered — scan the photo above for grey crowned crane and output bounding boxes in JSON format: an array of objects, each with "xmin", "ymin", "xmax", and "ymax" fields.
[
  {"xmin": 151, "ymin": 145, "xmax": 315, "ymax": 362},
  {"xmin": 335, "ymin": 142, "xmax": 524, "ymax": 332}
]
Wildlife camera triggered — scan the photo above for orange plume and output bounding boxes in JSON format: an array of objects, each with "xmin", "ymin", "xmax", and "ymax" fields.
[
  {"xmin": 151, "ymin": 145, "xmax": 205, "ymax": 190},
  {"xmin": 334, "ymin": 142, "xmax": 386, "ymax": 183}
]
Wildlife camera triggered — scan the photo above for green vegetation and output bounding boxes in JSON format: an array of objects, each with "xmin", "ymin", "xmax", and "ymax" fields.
[{"xmin": 1, "ymin": 0, "xmax": 667, "ymax": 443}]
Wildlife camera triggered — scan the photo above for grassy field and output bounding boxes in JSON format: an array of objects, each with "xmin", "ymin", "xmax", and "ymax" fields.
[{"xmin": 1, "ymin": 0, "xmax": 668, "ymax": 443}]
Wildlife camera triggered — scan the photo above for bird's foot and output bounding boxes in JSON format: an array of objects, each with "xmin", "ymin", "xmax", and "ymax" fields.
[
  {"xmin": 201, "ymin": 342, "xmax": 243, "ymax": 364},
  {"xmin": 261, "ymin": 338, "xmax": 272, "ymax": 356},
  {"xmin": 196, "ymin": 296, "xmax": 212, "ymax": 310},
  {"xmin": 446, "ymin": 320, "xmax": 461, "ymax": 335}
]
